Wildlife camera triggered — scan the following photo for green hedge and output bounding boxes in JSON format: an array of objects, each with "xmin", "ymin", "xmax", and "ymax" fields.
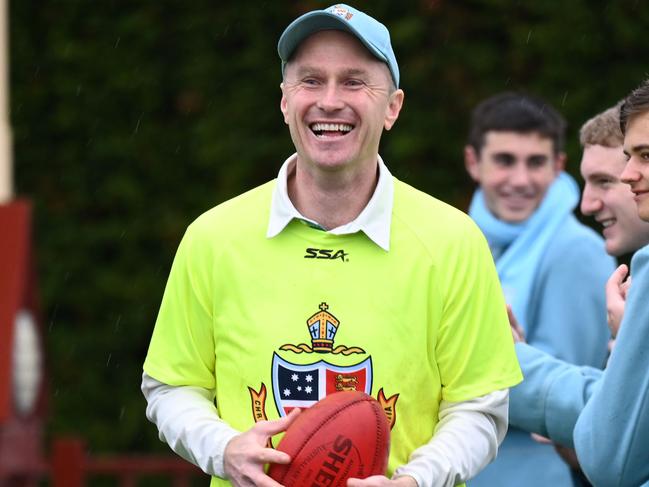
[{"xmin": 10, "ymin": 0, "xmax": 649, "ymax": 454}]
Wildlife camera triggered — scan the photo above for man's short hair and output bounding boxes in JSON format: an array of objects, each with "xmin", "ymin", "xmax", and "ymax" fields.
[
  {"xmin": 620, "ymin": 79, "xmax": 649, "ymax": 135},
  {"xmin": 579, "ymin": 103, "xmax": 624, "ymax": 148},
  {"xmin": 467, "ymin": 92, "xmax": 566, "ymax": 155}
]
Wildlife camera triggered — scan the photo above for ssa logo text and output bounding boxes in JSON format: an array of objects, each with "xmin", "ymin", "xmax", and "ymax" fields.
[{"xmin": 304, "ymin": 248, "xmax": 349, "ymax": 262}]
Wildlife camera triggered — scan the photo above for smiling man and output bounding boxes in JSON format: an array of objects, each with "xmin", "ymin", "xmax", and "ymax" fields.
[
  {"xmin": 464, "ymin": 93, "xmax": 616, "ymax": 487},
  {"xmin": 580, "ymin": 104, "xmax": 649, "ymax": 260},
  {"xmin": 140, "ymin": 5, "xmax": 522, "ymax": 487},
  {"xmin": 573, "ymin": 79, "xmax": 649, "ymax": 486}
]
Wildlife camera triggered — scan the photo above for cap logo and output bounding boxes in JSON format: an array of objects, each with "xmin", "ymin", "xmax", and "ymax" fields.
[{"xmin": 329, "ymin": 5, "xmax": 354, "ymax": 21}]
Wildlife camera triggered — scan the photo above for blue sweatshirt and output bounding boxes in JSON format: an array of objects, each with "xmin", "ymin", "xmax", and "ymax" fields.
[
  {"xmin": 509, "ymin": 245, "xmax": 649, "ymax": 486},
  {"xmin": 470, "ymin": 215, "xmax": 614, "ymax": 487},
  {"xmin": 574, "ymin": 245, "xmax": 649, "ymax": 486},
  {"xmin": 510, "ymin": 342, "xmax": 602, "ymax": 449}
]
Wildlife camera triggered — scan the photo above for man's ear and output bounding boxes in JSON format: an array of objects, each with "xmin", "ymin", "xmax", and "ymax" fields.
[
  {"xmin": 553, "ymin": 152, "xmax": 567, "ymax": 174},
  {"xmin": 464, "ymin": 145, "xmax": 481, "ymax": 182},
  {"xmin": 279, "ymin": 83, "xmax": 289, "ymax": 125},
  {"xmin": 384, "ymin": 89, "xmax": 405, "ymax": 131}
]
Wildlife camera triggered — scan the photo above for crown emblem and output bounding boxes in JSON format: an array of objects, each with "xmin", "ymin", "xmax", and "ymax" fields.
[
  {"xmin": 307, "ymin": 302, "xmax": 339, "ymax": 353},
  {"xmin": 279, "ymin": 302, "xmax": 364, "ymax": 355}
]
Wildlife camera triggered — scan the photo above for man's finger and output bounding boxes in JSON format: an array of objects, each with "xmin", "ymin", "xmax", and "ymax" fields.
[
  {"xmin": 607, "ymin": 264, "xmax": 629, "ymax": 292},
  {"xmin": 621, "ymin": 276, "xmax": 632, "ymax": 296},
  {"xmin": 259, "ymin": 448, "xmax": 291, "ymax": 465},
  {"xmin": 506, "ymin": 305, "xmax": 525, "ymax": 342},
  {"xmin": 256, "ymin": 408, "xmax": 302, "ymax": 436},
  {"xmin": 348, "ymin": 476, "xmax": 382, "ymax": 486},
  {"xmin": 531, "ymin": 432, "xmax": 552, "ymax": 444}
]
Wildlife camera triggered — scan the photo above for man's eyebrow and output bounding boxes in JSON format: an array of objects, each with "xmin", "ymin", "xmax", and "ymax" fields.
[
  {"xmin": 293, "ymin": 65, "xmax": 323, "ymax": 77},
  {"xmin": 585, "ymin": 171, "xmax": 616, "ymax": 181},
  {"xmin": 342, "ymin": 68, "xmax": 370, "ymax": 77},
  {"xmin": 292, "ymin": 65, "xmax": 370, "ymax": 78},
  {"xmin": 623, "ymin": 144, "xmax": 649, "ymax": 157}
]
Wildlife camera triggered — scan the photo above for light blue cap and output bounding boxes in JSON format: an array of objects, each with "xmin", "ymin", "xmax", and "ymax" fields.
[{"xmin": 278, "ymin": 4, "xmax": 399, "ymax": 88}]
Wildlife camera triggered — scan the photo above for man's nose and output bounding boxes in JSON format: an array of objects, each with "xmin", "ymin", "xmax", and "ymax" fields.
[
  {"xmin": 510, "ymin": 163, "xmax": 532, "ymax": 187},
  {"xmin": 580, "ymin": 185, "xmax": 602, "ymax": 216},
  {"xmin": 316, "ymin": 83, "xmax": 345, "ymax": 111},
  {"xmin": 620, "ymin": 157, "xmax": 642, "ymax": 185}
]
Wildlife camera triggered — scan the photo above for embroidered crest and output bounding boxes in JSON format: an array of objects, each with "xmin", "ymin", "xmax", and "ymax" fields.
[
  {"xmin": 248, "ymin": 302, "xmax": 399, "ymax": 432},
  {"xmin": 271, "ymin": 353, "xmax": 372, "ymax": 416}
]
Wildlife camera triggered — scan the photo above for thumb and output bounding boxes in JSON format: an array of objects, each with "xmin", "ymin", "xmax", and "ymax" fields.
[{"xmin": 606, "ymin": 264, "xmax": 628, "ymax": 293}]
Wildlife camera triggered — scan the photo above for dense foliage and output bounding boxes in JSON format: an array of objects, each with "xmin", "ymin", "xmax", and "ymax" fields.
[{"xmin": 9, "ymin": 0, "xmax": 649, "ymax": 457}]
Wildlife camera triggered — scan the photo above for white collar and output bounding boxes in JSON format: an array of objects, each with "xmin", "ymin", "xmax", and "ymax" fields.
[{"xmin": 266, "ymin": 154, "xmax": 394, "ymax": 251}]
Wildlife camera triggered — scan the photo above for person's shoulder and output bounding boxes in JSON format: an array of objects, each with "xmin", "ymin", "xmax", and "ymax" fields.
[
  {"xmin": 542, "ymin": 214, "xmax": 613, "ymax": 274},
  {"xmin": 548, "ymin": 214, "xmax": 608, "ymax": 256},
  {"xmin": 632, "ymin": 243, "xmax": 649, "ymax": 260},
  {"xmin": 189, "ymin": 180, "xmax": 274, "ymax": 237},
  {"xmin": 393, "ymin": 178, "xmax": 478, "ymax": 228},
  {"xmin": 555, "ymin": 214, "xmax": 605, "ymax": 246},
  {"xmin": 392, "ymin": 178, "xmax": 484, "ymax": 246},
  {"xmin": 631, "ymin": 244, "xmax": 649, "ymax": 269}
]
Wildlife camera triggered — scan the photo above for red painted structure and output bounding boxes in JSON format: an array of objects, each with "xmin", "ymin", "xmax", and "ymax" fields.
[
  {"xmin": 0, "ymin": 200, "xmax": 46, "ymax": 486},
  {"xmin": 50, "ymin": 438, "xmax": 204, "ymax": 487},
  {"xmin": 0, "ymin": 200, "xmax": 38, "ymax": 420},
  {"xmin": 0, "ymin": 201, "xmax": 205, "ymax": 485}
]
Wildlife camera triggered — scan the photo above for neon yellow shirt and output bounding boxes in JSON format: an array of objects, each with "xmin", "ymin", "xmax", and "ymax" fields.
[{"xmin": 144, "ymin": 178, "xmax": 522, "ymax": 486}]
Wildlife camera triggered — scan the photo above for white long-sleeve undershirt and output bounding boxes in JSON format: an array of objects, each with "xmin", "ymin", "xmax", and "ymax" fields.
[{"xmin": 141, "ymin": 372, "xmax": 508, "ymax": 486}]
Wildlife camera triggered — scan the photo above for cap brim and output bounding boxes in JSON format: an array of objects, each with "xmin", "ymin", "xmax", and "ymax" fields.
[{"xmin": 278, "ymin": 11, "xmax": 387, "ymax": 65}]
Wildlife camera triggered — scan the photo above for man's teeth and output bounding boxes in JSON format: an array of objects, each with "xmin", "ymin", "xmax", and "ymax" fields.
[
  {"xmin": 602, "ymin": 219, "xmax": 615, "ymax": 228},
  {"xmin": 311, "ymin": 123, "xmax": 353, "ymax": 134}
]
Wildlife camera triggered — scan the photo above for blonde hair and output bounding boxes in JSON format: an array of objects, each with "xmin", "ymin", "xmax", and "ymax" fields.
[{"xmin": 579, "ymin": 103, "xmax": 624, "ymax": 148}]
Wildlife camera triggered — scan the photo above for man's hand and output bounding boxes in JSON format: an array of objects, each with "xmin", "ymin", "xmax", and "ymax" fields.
[
  {"xmin": 554, "ymin": 443, "xmax": 582, "ymax": 472},
  {"xmin": 224, "ymin": 408, "xmax": 301, "ymax": 487},
  {"xmin": 348, "ymin": 475, "xmax": 418, "ymax": 487},
  {"xmin": 507, "ymin": 305, "xmax": 525, "ymax": 343},
  {"xmin": 530, "ymin": 433, "xmax": 552, "ymax": 444},
  {"xmin": 608, "ymin": 338, "xmax": 616, "ymax": 354},
  {"xmin": 530, "ymin": 434, "xmax": 584, "ymax": 474},
  {"xmin": 606, "ymin": 264, "xmax": 630, "ymax": 338}
]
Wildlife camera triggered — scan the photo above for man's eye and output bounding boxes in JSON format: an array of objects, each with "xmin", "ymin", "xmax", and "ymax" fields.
[
  {"xmin": 345, "ymin": 79, "xmax": 364, "ymax": 87},
  {"xmin": 527, "ymin": 157, "xmax": 548, "ymax": 168},
  {"xmin": 641, "ymin": 152, "xmax": 649, "ymax": 161},
  {"xmin": 494, "ymin": 156, "xmax": 515, "ymax": 166}
]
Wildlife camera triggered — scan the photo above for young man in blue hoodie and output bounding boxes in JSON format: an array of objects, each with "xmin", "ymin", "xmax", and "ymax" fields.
[
  {"xmin": 509, "ymin": 82, "xmax": 649, "ymax": 486},
  {"xmin": 573, "ymin": 80, "xmax": 649, "ymax": 486},
  {"xmin": 464, "ymin": 93, "xmax": 615, "ymax": 487}
]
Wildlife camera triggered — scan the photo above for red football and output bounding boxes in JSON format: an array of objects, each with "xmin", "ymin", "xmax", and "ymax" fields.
[{"xmin": 268, "ymin": 391, "xmax": 390, "ymax": 487}]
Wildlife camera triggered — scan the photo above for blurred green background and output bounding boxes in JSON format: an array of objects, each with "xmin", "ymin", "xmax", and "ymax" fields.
[{"xmin": 9, "ymin": 0, "xmax": 649, "ymax": 458}]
